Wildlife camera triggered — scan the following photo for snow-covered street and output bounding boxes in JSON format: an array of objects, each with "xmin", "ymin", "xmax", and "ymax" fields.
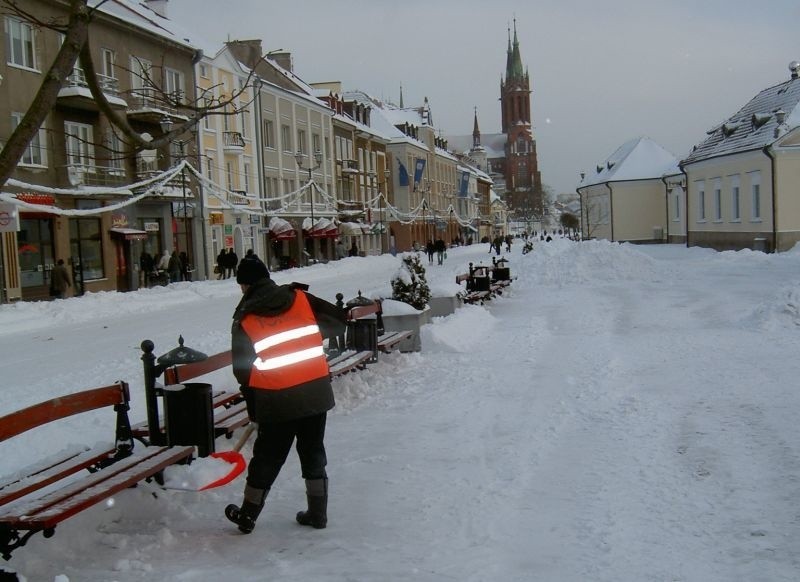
[{"xmin": 1, "ymin": 240, "xmax": 799, "ymax": 581}]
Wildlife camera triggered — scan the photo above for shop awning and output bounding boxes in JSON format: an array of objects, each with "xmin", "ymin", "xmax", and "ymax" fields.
[
  {"xmin": 338, "ymin": 221, "xmax": 363, "ymax": 235},
  {"xmin": 303, "ymin": 217, "xmax": 337, "ymax": 238},
  {"xmin": 110, "ymin": 227, "xmax": 148, "ymax": 241},
  {"xmin": 268, "ymin": 217, "xmax": 296, "ymax": 240}
]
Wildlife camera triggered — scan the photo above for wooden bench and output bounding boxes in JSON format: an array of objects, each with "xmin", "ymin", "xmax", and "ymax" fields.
[
  {"xmin": 0, "ymin": 381, "xmax": 193, "ymax": 559},
  {"xmin": 456, "ymin": 261, "xmax": 513, "ymax": 304}
]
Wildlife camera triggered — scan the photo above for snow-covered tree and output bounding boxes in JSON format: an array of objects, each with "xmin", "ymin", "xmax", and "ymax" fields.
[{"xmin": 391, "ymin": 253, "xmax": 431, "ymax": 310}]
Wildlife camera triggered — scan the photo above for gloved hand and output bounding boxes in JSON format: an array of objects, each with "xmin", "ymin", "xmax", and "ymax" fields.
[{"xmin": 240, "ymin": 385, "xmax": 256, "ymax": 422}]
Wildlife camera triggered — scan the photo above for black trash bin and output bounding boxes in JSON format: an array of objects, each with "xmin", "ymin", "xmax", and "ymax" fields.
[
  {"xmin": 163, "ymin": 382, "xmax": 215, "ymax": 457},
  {"xmin": 350, "ymin": 317, "xmax": 378, "ymax": 363}
]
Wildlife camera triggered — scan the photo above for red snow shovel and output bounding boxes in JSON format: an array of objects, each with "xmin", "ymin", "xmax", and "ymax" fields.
[
  {"xmin": 163, "ymin": 424, "xmax": 255, "ymax": 491},
  {"xmin": 199, "ymin": 424, "xmax": 256, "ymax": 490}
]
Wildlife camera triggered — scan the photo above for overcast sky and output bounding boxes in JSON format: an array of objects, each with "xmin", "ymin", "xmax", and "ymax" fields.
[{"xmin": 166, "ymin": 0, "xmax": 800, "ymax": 195}]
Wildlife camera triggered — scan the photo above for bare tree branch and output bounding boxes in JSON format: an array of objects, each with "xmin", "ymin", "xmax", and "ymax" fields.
[{"xmin": 0, "ymin": 0, "xmax": 90, "ymax": 189}]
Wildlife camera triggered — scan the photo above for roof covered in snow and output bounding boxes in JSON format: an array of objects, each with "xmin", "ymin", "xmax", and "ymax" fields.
[
  {"xmin": 579, "ymin": 137, "xmax": 679, "ymax": 188},
  {"xmin": 93, "ymin": 0, "xmax": 197, "ymax": 50},
  {"xmin": 683, "ymin": 67, "xmax": 800, "ymax": 165},
  {"xmin": 446, "ymin": 132, "xmax": 506, "ymax": 160}
]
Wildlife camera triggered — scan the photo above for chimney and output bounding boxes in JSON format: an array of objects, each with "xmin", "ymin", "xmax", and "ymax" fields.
[
  {"xmin": 225, "ymin": 39, "xmax": 263, "ymax": 69},
  {"xmin": 790, "ymin": 61, "xmax": 800, "ymax": 80},
  {"xmin": 267, "ymin": 51, "xmax": 293, "ymax": 73},
  {"xmin": 144, "ymin": 0, "xmax": 168, "ymax": 18}
]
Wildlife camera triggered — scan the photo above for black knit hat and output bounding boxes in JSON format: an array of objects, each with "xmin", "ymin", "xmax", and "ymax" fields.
[{"xmin": 236, "ymin": 256, "xmax": 270, "ymax": 285}]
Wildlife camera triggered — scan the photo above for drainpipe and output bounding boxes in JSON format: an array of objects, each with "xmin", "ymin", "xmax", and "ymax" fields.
[
  {"xmin": 576, "ymin": 187, "xmax": 584, "ymax": 239},
  {"xmin": 678, "ymin": 161, "xmax": 689, "ymax": 248},
  {"xmin": 606, "ymin": 182, "xmax": 614, "ymax": 241},
  {"xmin": 762, "ymin": 146, "xmax": 778, "ymax": 253},
  {"xmin": 660, "ymin": 176, "xmax": 670, "ymax": 243}
]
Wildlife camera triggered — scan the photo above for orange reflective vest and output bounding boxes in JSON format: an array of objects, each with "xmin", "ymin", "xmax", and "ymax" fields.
[{"xmin": 240, "ymin": 291, "xmax": 330, "ymax": 391}]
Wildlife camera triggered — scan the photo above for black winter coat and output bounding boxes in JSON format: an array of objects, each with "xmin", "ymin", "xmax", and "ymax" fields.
[{"xmin": 231, "ymin": 278, "xmax": 346, "ymax": 423}]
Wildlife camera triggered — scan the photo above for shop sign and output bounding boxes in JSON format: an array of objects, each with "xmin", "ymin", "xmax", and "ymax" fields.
[
  {"xmin": 144, "ymin": 221, "xmax": 160, "ymax": 232},
  {"xmin": 0, "ymin": 203, "xmax": 19, "ymax": 233}
]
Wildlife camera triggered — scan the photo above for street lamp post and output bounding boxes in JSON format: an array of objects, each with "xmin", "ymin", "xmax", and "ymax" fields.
[{"xmin": 295, "ymin": 149, "xmax": 323, "ymax": 260}]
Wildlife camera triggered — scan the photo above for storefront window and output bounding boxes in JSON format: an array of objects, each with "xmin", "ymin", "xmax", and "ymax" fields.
[
  {"xmin": 18, "ymin": 218, "xmax": 53, "ymax": 288},
  {"xmin": 70, "ymin": 218, "xmax": 104, "ymax": 280}
]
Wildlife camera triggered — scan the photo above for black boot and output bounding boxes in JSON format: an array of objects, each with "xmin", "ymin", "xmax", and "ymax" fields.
[
  {"xmin": 226, "ymin": 485, "xmax": 268, "ymax": 534},
  {"xmin": 296, "ymin": 478, "xmax": 328, "ymax": 529}
]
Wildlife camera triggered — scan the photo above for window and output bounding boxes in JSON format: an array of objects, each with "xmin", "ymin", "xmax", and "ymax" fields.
[
  {"xmin": 202, "ymin": 98, "xmax": 213, "ymax": 130},
  {"xmin": 297, "ymin": 129, "xmax": 306, "ymax": 154},
  {"xmin": 64, "ymin": 121, "xmax": 95, "ymax": 169},
  {"xmin": 70, "ymin": 215, "xmax": 104, "ymax": 281},
  {"xmin": 281, "ymin": 125, "xmax": 292, "ymax": 152},
  {"xmin": 165, "ymin": 68, "xmax": 184, "ymax": 102},
  {"xmin": 263, "ymin": 120, "xmax": 275, "ymax": 148},
  {"xmin": 5, "ymin": 16, "xmax": 36, "ymax": 69},
  {"xmin": 226, "ymin": 161, "xmax": 234, "ymax": 190},
  {"xmin": 752, "ymin": 185, "xmax": 761, "ymax": 220},
  {"xmin": 673, "ymin": 190, "xmax": 681, "ymax": 221},
  {"xmin": 107, "ymin": 131, "xmax": 124, "ymax": 173},
  {"xmin": 12, "ymin": 112, "xmax": 46, "ymax": 166},
  {"xmin": 713, "ymin": 178, "xmax": 722, "ymax": 221},
  {"xmin": 244, "ymin": 162, "xmax": 251, "ymax": 193},
  {"xmin": 696, "ymin": 182, "xmax": 706, "ymax": 221},
  {"xmin": 312, "ymin": 134, "xmax": 321, "ymax": 154},
  {"xmin": 101, "ymin": 48, "xmax": 116, "ymax": 79},
  {"xmin": 205, "ymin": 152, "xmax": 215, "ymax": 182},
  {"xmin": 199, "ymin": 63, "xmax": 208, "ymax": 78},
  {"xmin": 240, "ymin": 110, "xmax": 249, "ymax": 139},
  {"xmin": 730, "ymin": 175, "xmax": 740, "ymax": 221},
  {"xmin": 130, "ymin": 56, "xmax": 153, "ymax": 104}
]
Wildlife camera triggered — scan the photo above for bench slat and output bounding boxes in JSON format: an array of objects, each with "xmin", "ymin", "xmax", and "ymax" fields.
[
  {"xmin": 0, "ymin": 445, "xmax": 117, "ymax": 507},
  {"xmin": 328, "ymin": 350, "xmax": 373, "ymax": 377},
  {"xmin": 377, "ymin": 330, "xmax": 414, "ymax": 353},
  {"xmin": 0, "ymin": 446, "xmax": 194, "ymax": 529},
  {"xmin": 0, "ymin": 383, "xmax": 128, "ymax": 442},
  {"xmin": 164, "ymin": 351, "xmax": 232, "ymax": 385}
]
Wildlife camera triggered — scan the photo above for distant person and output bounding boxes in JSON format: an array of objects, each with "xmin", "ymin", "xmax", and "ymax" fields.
[
  {"xmin": 216, "ymin": 249, "xmax": 226, "ymax": 279},
  {"xmin": 179, "ymin": 251, "xmax": 191, "ymax": 281},
  {"xmin": 426, "ymin": 240, "xmax": 435, "ymax": 264},
  {"xmin": 168, "ymin": 251, "xmax": 181, "ymax": 283},
  {"xmin": 434, "ymin": 238, "xmax": 446, "ymax": 265},
  {"xmin": 335, "ymin": 239, "xmax": 346, "ymax": 260},
  {"xmin": 139, "ymin": 251, "xmax": 154, "ymax": 287},
  {"xmin": 349, "ymin": 240, "xmax": 359, "ymax": 257},
  {"xmin": 225, "ymin": 248, "xmax": 238, "ymax": 279},
  {"xmin": 50, "ymin": 259, "xmax": 71, "ymax": 299}
]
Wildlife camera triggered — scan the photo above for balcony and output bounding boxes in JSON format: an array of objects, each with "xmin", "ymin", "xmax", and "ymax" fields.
[
  {"xmin": 57, "ymin": 68, "xmax": 127, "ymax": 111},
  {"xmin": 126, "ymin": 90, "xmax": 185, "ymax": 126},
  {"xmin": 222, "ymin": 131, "xmax": 246, "ymax": 153},
  {"xmin": 340, "ymin": 159, "xmax": 359, "ymax": 175},
  {"xmin": 62, "ymin": 163, "xmax": 128, "ymax": 188}
]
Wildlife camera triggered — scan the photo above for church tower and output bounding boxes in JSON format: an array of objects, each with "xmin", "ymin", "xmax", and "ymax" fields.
[{"xmin": 500, "ymin": 20, "xmax": 543, "ymax": 217}]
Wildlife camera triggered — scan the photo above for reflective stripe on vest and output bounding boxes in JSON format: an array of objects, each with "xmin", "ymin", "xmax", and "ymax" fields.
[{"xmin": 240, "ymin": 291, "xmax": 330, "ymax": 390}]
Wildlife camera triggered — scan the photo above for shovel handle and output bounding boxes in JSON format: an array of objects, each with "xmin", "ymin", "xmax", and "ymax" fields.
[{"xmin": 233, "ymin": 423, "xmax": 257, "ymax": 452}]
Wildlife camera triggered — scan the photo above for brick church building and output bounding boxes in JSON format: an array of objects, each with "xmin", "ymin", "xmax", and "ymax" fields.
[{"xmin": 448, "ymin": 21, "xmax": 544, "ymax": 219}]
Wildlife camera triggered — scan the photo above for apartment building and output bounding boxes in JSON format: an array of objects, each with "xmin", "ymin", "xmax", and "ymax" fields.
[{"xmin": 1, "ymin": 0, "xmax": 198, "ymax": 301}]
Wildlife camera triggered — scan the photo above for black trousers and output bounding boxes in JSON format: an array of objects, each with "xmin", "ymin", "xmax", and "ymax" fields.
[{"xmin": 246, "ymin": 412, "xmax": 328, "ymax": 490}]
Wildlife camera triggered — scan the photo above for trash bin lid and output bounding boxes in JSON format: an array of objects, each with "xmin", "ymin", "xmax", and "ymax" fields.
[
  {"xmin": 157, "ymin": 335, "xmax": 208, "ymax": 366},
  {"xmin": 346, "ymin": 290, "xmax": 374, "ymax": 307}
]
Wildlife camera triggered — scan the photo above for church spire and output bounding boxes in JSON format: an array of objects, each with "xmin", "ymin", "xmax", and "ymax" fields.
[
  {"xmin": 472, "ymin": 106, "xmax": 481, "ymax": 148},
  {"xmin": 505, "ymin": 23, "xmax": 513, "ymax": 80},
  {"xmin": 510, "ymin": 18, "xmax": 524, "ymax": 80},
  {"xmin": 399, "ymin": 83, "xmax": 404, "ymax": 108}
]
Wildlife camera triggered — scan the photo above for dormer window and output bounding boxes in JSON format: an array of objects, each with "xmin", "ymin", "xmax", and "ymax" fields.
[
  {"xmin": 751, "ymin": 113, "xmax": 771, "ymax": 129},
  {"xmin": 721, "ymin": 122, "xmax": 739, "ymax": 137},
  {"xmin": 606, "ymin": 161, "xmax": 615, "ymax": 170},
  {"xmin": 596, "ymin": 164, "xmax": 603, "ymax": 173}
]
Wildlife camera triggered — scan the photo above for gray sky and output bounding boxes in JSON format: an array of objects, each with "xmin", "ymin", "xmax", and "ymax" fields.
[{"xmin": 166, "ymin": 0, "xmax": 800, "ymax": 194}]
